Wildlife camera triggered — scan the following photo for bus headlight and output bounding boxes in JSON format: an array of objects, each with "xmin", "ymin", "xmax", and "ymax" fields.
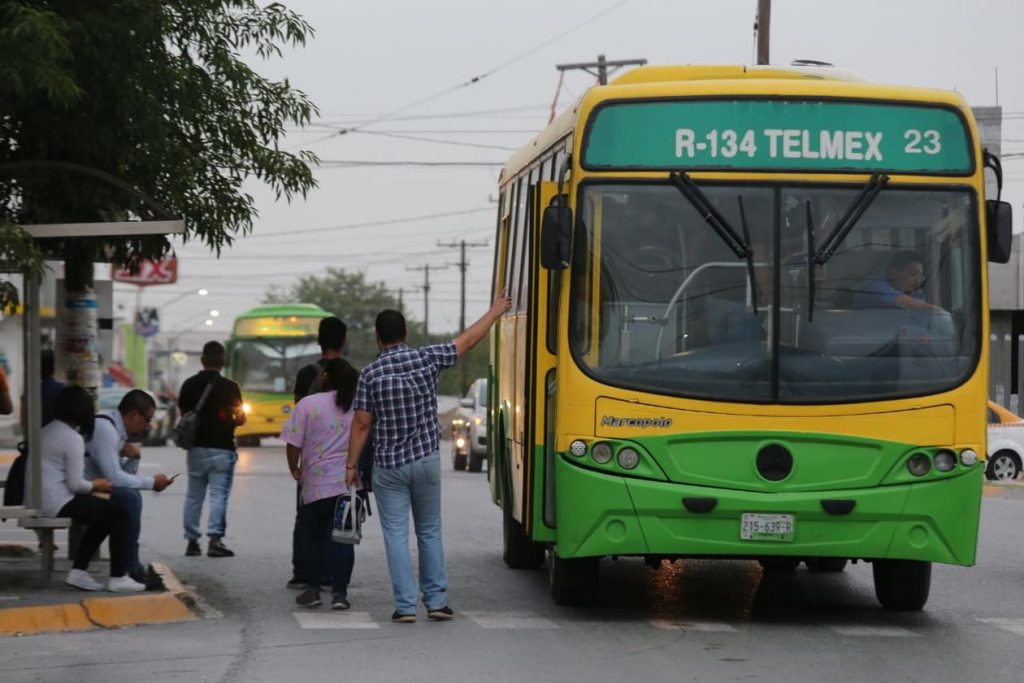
[
  {"xmin": 617, "ymin": 447, "xmax": 640, "ymax": 470},
  {"xmin": 242, "ymin": 402, "xmax": 252, "ymax": 414},
  {"xmin": 569, "ymin": 440, "xmax": 587, "ymax": 457},
  {"xmin": 591, "ymin": 442, "xmax": 613, "ymax": 464},
  {"xmin": 455, "ymin": 437, "xmax": 466, "ymax": 449},
  {"xmin": 907, "ymin": 452, "xmax": 931, "ymax": 477},
  {"xmin": 933, "ymin": 449, "xmax": 956, "ymax": 472},
  {"xmin": 960, "ymin": 449, "xmax": 979, "ymax": 466}
]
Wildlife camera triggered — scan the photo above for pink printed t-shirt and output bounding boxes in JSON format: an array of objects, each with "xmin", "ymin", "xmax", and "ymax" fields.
[{"xmin": 280, "ymin": 390, "xmax": 354, "ymax": 505}]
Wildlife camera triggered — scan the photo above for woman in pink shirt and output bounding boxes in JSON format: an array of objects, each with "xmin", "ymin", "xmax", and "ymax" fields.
[{"xmin": 282, "ymin": 358, "xmax": 360, "ymax": 609}]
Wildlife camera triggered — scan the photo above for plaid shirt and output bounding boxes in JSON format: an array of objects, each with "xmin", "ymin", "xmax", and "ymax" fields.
[{"xmin": 353, "ymin": 341, "xmax": 458, "ymax": 469}]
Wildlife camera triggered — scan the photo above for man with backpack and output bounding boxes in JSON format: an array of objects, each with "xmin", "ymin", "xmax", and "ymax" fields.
[
  {"xmin": 84, "ymin": 389, "xmax": 174, "ymax": 586},
  {"xmin": 287, "ymin": 316, "xmax": 346, "ymax": 589},
  {"xmin": 178, "ymin": 341, "xmax": 246, "ymax": 558}
]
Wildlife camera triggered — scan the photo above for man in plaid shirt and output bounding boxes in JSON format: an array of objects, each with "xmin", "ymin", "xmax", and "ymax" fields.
[{"xmin": 347, "ymin": 294, "xmax": 510, "ymax": 623}]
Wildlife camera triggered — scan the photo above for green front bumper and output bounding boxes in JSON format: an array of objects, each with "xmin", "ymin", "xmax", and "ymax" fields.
[{"xmin": 553, "ymin": 455, "xmax": 982, "ymax": 566}]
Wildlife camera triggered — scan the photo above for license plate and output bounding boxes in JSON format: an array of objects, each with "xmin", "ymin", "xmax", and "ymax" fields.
[{"xmin": 740, "ymin": 513, "xmax": 795, "ymax": 542}]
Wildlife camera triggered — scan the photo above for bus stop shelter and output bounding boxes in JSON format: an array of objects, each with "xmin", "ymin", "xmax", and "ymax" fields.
[{"xmin": 1, "ymin": 218, "xmax": 184, "ymax": 528}]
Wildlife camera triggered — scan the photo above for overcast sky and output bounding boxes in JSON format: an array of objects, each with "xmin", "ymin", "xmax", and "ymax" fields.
[{"xmin": 114, "ymin": 0, "xmax": 1024, "ymax": 341}]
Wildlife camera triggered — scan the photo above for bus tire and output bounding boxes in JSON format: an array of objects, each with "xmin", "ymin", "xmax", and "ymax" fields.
[
  {"xmin": 873, "ymin": 559, "xmax": 931, "ymax": 611},
  {"xmin": 502, "ymin": 498, "xmax": 545, "ymax": 569},
  {"xmin": 468, "ymin": 452, "xmax": 484, "ymax": 472},
  {"xmin": 806, "ymin": 558, "xmax": 848, "ymax": 573},
  {"xmin": 453, "ymin": 451, "xmax": 467, "ymax": 471},
  {"xmin": 549, "ymin": 551, "xmax": 598, "ymax": 606}
]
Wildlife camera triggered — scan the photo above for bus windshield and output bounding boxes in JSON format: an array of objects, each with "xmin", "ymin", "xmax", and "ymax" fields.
[
  {"xmin": 231, "ymin": 337, "xmax": 320, "ymax": 394},
  {"xmin": 569, "ymin": 182, "xmax": 980, "ymax": 403}
]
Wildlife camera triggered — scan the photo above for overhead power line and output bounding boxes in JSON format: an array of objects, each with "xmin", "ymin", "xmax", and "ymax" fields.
[
  {"xmin": 242, "ymin": 207, "xmax": 493, "ymax": 239},
  {"xmin": 355, "ymin": 130, "xmax": 519, "ymax": 151},
  {"xmin": 317, "ymin": 160, "xmax": 504, "ymax": 168}
]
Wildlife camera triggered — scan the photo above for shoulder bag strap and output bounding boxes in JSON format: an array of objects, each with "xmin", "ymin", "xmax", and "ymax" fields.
[{"xmin": 195, "ymin": 381, "xmax": 216, "ymax": 412}]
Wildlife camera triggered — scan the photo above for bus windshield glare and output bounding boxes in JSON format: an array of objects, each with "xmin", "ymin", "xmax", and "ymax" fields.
[
  {"xmin": 569, "ymin": 182, "xmax": 980, "ymax": 403},
  {"xmin": 231, "ymin": 337, "xmax": 320, "ymax": 394}
]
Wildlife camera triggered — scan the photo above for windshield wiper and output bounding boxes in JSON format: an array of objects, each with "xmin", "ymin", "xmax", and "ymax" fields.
[
  {"xmin": 669, "ymin": 172, "xmax": 758, "ymax": 314},
  {"xmin": 805, "ymin": 201, "xmax": 815, "ymax": 322},
  {"xmin": 814, "ymin": 173, "xmax": 889, "ymax": 265},
  {"xmin": 669, "ymin": 172, "xmax": 750, "ymax": 258}
]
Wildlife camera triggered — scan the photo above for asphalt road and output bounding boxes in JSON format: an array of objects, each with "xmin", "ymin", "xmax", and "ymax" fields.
[{"xmin": 2, "ymin": 439, "xmax": 1024, "ymax": 683}]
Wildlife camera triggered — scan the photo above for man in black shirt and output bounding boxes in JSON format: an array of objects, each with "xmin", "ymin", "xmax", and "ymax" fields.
[
  {"xmin": 178, "ymin": 341, "xmax": 246, "ymax": 558},
  {"xmin": 287, "ymin": 316, "xmax": 346, "ymax": 588}
]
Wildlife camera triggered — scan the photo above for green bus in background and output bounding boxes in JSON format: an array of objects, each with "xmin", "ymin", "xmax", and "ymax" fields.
[{"xmin": 226, "ymin": 303, "xmax": 332, "ymax": 447}]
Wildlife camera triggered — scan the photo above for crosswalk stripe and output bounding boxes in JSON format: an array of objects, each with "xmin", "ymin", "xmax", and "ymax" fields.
[
  {"xmin": 293, "ymin": 611, "xmax": 380, "ymax": 629},
  {"xmin": 977, "ymin": 618, "xmax": 1024, "ymax": 636},
  {"xmin": 464, "ymin": 611, "xmax": 560, "ymax": 629},
  {"xmin": 829, "ymin": 625, "xmax": 918, "ymax": 637},
  {"xmin": 650, "ymin": 619, "xmax": 737, "ymax": 632}
]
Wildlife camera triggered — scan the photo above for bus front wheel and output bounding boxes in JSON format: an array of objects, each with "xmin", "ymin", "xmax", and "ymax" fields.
[
  {"xmin": 873, "ymin": 559, "xmax": 931, "ymax": 611},
  {"xmin": 549, "ymin": 551, "xmax": 598, "ymax": 606}
]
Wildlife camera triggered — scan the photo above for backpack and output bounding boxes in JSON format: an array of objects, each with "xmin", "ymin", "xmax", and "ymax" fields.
[
  {"xmin": 2, "ymin": 441, "xmax": 27, "ymax": 508},
  {"xmin": 304, "ymin": 360, "xmax": 326, "ymax": 397},
  {"xmin": 172, "ymin": 381, "xmax": 215, "ymax": 449}
]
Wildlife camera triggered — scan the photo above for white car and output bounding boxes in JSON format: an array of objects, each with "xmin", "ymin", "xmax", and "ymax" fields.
[
  {"xmin": 986, "ymin": 401, "xmax": 1024, "ymax": 481},
  {"xmin": 451, "ymin": 378, "xmax": 488, "ymax": 472}
]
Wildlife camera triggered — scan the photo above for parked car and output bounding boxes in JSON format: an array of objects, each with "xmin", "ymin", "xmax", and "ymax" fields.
[
  {"xmin": 97, "ymin": 387, "xmax": 174, "ymax": 447},
  {"xmin": 986, "ymin": 400, "xmax": 1024, "ymax": 481},
  {"xmin": 451, "ymin": 378, "xmax": 488, "ymax": 472}
]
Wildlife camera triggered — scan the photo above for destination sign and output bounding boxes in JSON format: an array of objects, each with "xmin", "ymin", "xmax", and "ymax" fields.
[
  {"xmin": 583, "ymin": 99, "xmax": 972, "ymax": 174},
  {"xmin": 234, "ymin": 316, "xmax": 320, "ymax": 337}
]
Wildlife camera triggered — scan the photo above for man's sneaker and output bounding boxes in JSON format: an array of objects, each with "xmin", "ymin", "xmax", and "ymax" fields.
[
  {"xmin": 107, "ymin": 574, "xmax": 146, "ymax": 593},
  {"xmin": 332, "ymin": 596, "xmax": 351, "ymax": 610},
  {"xmin": 427, "ymin": 606, "xmax": 455, "ymax": 621},
  {"xmin": 295, "ymin": 589, "xmax": 322, "ymax": 608},
  {"xmin": 65, "ymin": 568, "xmax": 104, "ymax": 591},
  {"xmin": 130, "ymin": 567, "xmax": 165, "ymax": 592},
  {"xmin": 185, "ymin": 540, "xmax": 201, "ymax": 556},
  {"xmin": 391, "ymin": 611, "xmax": 416, "ymax": 623},
  {"xmin": 286, "ymin": 577, "xmax": 306, "ymax": 590},
  {"xmin": 207, "ymin": 539, "xmax": 235, "ymax": 558}
]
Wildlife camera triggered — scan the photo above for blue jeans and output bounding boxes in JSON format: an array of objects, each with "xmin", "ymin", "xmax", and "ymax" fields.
[
  {"xmin": 184, "ymin": 448, "xmax": 237, "ymax": 540},
  {"xmin": 109, "ymin": 487, "xmax": 142, "ymax": 573},
  {"xmin": 372, "ymin": 451, "xmax": 446, "ymax": 613}
]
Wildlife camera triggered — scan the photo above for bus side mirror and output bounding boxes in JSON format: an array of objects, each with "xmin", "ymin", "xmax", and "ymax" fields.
[
  {"xmin": 987, "ymin": 199, "xmax": 1013, "ymax": 264},
  {"xmin": 540, "ymin": 202, "xmax": 572, "ymax": 270}
]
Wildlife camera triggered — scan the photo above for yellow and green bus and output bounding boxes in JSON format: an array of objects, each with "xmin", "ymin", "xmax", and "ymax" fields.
[
  {"xmin": 226, "ymin": 303, "xmax": 332, "ymax": 447},
  {"xmin": 489, "ymin": 64, "xmax": 1012, "ymax": 610}
]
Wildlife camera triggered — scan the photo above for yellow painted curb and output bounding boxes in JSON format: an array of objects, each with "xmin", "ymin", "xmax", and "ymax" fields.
[
  {"xmin": 0, "ymin": 452, "xmax": 17, "ymax": 465},
  {"xmin": 82, "ymin": 593, "xmax": 195, "ymax": 628},
  {"xmin": 0, "ymin": 603, "xmax": 94, "ymax": 636}
]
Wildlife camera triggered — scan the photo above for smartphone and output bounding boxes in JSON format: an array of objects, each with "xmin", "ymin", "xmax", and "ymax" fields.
[{"xmin": 169, "ymin": 473, "xmax": 181, "ymax": 482}]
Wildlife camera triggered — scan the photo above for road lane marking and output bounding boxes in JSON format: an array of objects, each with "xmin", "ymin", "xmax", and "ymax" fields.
[
  {"xmin": 829, "ymin": 625, "xmax": 918, "ymax": 637},
  {"xmin": 977, "ymin": 618, "xmax": 1024, "ymax": 636},
  {"xmin": 464, "ymin": 611, "xmax": 560, "ymax": 629},
  {"xmin": 650, "ymin": 619, "xmax": 737, "ymax": 632},
  {"xmin": 292, "ymin": 611, "xmax": 380, "ymax": 629}
]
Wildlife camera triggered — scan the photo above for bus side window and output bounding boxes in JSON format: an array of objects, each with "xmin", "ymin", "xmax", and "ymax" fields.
[
  {"xmin": 519, "ymin": 167, "xmax": 541, "ymax": 314},
  {"xmin": 510, "ymin": 175, "xmax": 529, "ymax": 311},
  {"xmin": 504, "ymin": 182, "xmax": 520, "ymax": 312}
]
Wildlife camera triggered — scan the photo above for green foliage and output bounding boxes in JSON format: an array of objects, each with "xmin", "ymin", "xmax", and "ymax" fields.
[
  {"xmin": 0, "ymin": 0, "xmax": 318, "ymax": 271},
  {"xmin": 0, "ymin": 221, "xmax": 48, "ymax": 311},
  {"xmin": 265, "ymin": 267, "xmax": 489, "ymax": 396}
]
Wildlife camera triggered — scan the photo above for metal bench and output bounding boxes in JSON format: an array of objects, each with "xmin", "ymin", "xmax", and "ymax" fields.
[{"xmin": 16, "ymin": 517, "xmax": 71, "ymax": 582}]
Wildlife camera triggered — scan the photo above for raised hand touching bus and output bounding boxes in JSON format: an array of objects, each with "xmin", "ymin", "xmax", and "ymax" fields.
[{"xmin": 454, "ymin": 292, "xmax": 511, "ymax": 357}]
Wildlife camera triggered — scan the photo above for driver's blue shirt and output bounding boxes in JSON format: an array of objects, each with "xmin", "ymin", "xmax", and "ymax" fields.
[{"xmin": 853, "ymin": 279, "xmax": 924, "ymax": 308}]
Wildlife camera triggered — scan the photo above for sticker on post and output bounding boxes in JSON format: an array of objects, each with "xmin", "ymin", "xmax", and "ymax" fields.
[{"xmin": 740, "ymin": 513, "xmax": 795, "ymax": 542}]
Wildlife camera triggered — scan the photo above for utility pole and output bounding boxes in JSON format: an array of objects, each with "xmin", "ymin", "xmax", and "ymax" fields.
[
  {"xmin": 406, "ymin": 264, "xmax": 448, "ymax": 338},
  {"xmin": 556, "ymin": 54, "xmax": 647, "ymax": 85},
  {"xmin": 755, "ymin": 0, "xmax": 772, "ymax": 65},
  {"xmin": 397, "ymin": 287, "xmax": 404, "ymax": 314},
  {"xmin": 439, "ymin": 238, "xmax": 488, "ymax": 393}
]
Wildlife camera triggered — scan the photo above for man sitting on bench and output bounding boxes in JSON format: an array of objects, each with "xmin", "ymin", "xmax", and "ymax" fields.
[{"xmin": 84, "ymin": 389, "xmax": 174, "ymax": 587}]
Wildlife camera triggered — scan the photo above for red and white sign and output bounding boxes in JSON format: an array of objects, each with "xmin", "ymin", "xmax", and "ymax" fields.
[{"xmin": 111, "ymin": 258, "xmax": 178, "ymax": 286}]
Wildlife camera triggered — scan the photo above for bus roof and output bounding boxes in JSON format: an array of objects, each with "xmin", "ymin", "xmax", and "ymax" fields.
[
  {"xmin": 233, "ymin": 303, "xmax": 333, "ymax": 321},
  {"xmin": 499, "ymin": 63, "xmax": 966, "ymax": 181}
]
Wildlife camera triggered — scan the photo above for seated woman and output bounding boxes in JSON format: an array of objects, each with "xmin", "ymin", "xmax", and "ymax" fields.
[
  {"xmin": 39, "ymin": 385, "xmax": 144, "ymax": 592},
  {"xmin": 853, "ymin": 251, "xmax": 943, "ymax": 312}
]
